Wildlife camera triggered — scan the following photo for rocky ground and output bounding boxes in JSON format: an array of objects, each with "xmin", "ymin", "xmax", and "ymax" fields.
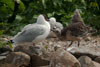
[{"xmin": 0, "ymin": 35, "xmax": 100, "ymax": 67}]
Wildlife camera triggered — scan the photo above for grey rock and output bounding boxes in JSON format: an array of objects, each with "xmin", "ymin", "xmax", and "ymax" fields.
[
  {"xmin": 14, "ymin": 44, "xmax": 41, "ymax": 56},
  {"xmin": 93, "ymin": 61, "xmax": 100, "ymax": 67},
  {"xmin": 94, "ymin": 57, "xmax": 100, "ymax": 63},
  {"xmin": 78, "ymin": 56, "xmax": 95, "ymax": 67},
  {"xmin": 5, "ymin": 52, "xmax": 30, "ymax": 67},
  {"xmin": 0, "ymin": 57, "xmax": 5, "ymax": 66},
  {"xmin": 0, "ymin": 64, "xmax": 16, "ymax": 67},
  {"xmin": 47, "ymin": 31, "xmax": 58, "ymax": 38},
  {"xmin": 67, "ymin": 47, "xmax": 100, "ymax": 59},
  {"xmin": 49, "ymin": 49, "xmax": 81, "ymax": 67},
  {"xmin": 0, "ymin": 46, "xmax": 12, "ymax": 54},
  {"xmin": 0, "ymin": 56, "xmax": 6, "ymax": 60},
  {"xmin": 0, "ymin": 51, "xmax": 10, "ymax": 56},
  {"xmin": 31, "ymin": 54, "xmax": 50, "ymax": 67}
]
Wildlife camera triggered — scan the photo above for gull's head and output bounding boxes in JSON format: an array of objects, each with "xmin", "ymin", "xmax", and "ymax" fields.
[
  {"xmin": 37, "ymin": 14, "xmax": 46, "ymax": 24},
  {"xmin": 71, "ymin": 9, "xmax": 83, "ymax": 22},
  {"xmin": 49, "ymin": 17, "xmax": 56, "ymax": 23},
  {"xmin": 74, "ymin": 9, "xmax": 80, "ymax": 14},
  {"xmin": 73, "ymin": 9, "xmax": 81, "ymax": 18}
]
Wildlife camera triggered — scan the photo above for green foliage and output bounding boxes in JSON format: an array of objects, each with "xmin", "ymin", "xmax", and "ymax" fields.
[
  {"xmin": 18, "ymin": 0, "xmax": 25, "ymax": 13},
  {"xmin": 8, "ymin": 41, "xmax": 13, "ymax": 48},
  {"xmin": 0, "ymin": 41, "xmax": 12, "ymax": 48},
  {"xmin": 0, "ymin": 0, "xmax": 14, "ymax": 11},
  {"xmin": 0, "ymin": 41, "xmax": 7, "ymax": 48},
  {"xmin": 44, "ymin": 45, "xmax": 48, "ymax": 50},
  {"xmin": 0, "ymin": 30, "xmax": 4, "ymax": 36},
  {"xmin": 0, "ymin": 0, "xmax": 14, "ymax": 22}
]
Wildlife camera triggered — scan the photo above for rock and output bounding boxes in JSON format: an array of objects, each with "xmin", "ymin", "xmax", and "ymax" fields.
[
  {"xmin": 49, "ymin": 49, "xmax": 81, "ymax": 67},
  {"xmin": 0, "ymin": 64, "xmax": 16, "ymax": 67},
  {"xmin": 0, "ymin": 56, "xmax": 6, "ymax": 60},
  {"xmin": 79, "ymin": 56, "xmax": 100, "ymax": 67},
  {"xmin": 0, "ymin": 46, "xmax": 12, "ymax": 63},
  {"xmin": 0, "ymin": 57, "xmax": 5, "ymax": 66},
  {"xmin": 67, "ymin": 47, "xmax": 100, "ymax": 59},
  {"xmin": 0, "ymin": 63, "xmax": 28, "ymax": 67},
  {"xmin": 5, "ymin": 52, "xmax": 30, "ymax": 67},
  {"xmin": 93, "ymin": 61, "xmax": 100, "ymax": 67},
  {"xmin": 84, "ymin": 36, "xmax": 91, "ymax": 41},
  {"xmin": 94, "ymin": 57, "xmax": 100, "ymax": 63},
  {"xmin": 0, "ymin": 51, "xmax": 10, "ymax": 56},
  {"xmin": 47, "ymin": 31, "xmax": 58, "ymax": 38},
  {"xmin": 78, "ymin": 56, "xmax": 95, "ymax": 67},
  {"xmin": 14, "ymin": 44, "xmax": 41, "ymax": 56},
  {"xmin": 31, "ymin": 54, "xmax": 50, "ymax": 67},
  {"xmin": 0, "ymin": 46, "xmax": 12, "ymax": 54}
]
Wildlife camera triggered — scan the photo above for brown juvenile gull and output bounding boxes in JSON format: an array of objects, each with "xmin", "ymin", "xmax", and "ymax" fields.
[
  {"xmin": 11, "ymin": 14, "xmax": 50, "ymax": 44},
  {"xmin": 61, "ymin": 9, "xmax": 92, "ymax": 47}
]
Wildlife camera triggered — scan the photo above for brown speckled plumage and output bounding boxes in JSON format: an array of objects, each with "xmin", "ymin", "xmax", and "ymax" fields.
[{"xmin": 61, "ymin": 9, "xmax": 91, "ymax": 47}]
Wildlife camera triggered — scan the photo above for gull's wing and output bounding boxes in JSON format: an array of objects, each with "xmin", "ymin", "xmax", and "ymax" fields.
[
  {"xmin": 50, "ymin": 21, "xmax": 63, "ymax": 33},
  {"xmin": 22, "ymin": 24, "xmax": 33, "ymax": 31},
  {"xmin": 13, "ymin": 24, "xmax": 46, "ymax": 43},
  {"xmin": 67, "ymin": 22, "xmax": 88, "ymax": 36},
  {"xmin": 55, "ymin": 22, "xmax": 63, "ymax": 31}
]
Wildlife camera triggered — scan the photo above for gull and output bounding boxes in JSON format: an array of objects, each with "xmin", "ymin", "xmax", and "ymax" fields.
[
  {"xmin": 61, "ymin": 9, "xmax": 93, "ymax": 47},
  {"xmin": 48, "ymin": 17, "xmax": 63, "ymax": 38},
  {"xmin": 42, "ymin": 14, "xmax": 64, "ymax": 38},
  {"xmin": 11, "ymin": 14, "xmax": 50, "ymax": 44},
  {"xmin": 49, "ymin": 17, "xmax": 63, "ymax": 34}
]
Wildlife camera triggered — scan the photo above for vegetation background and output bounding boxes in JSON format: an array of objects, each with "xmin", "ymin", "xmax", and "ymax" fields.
[{"xmin": 0, "ymin": 0, "xmax": 100, "ymax": 36}]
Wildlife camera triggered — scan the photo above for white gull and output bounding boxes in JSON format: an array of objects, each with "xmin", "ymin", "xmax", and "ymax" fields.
[
  {"xmin": 49, "ymin": 17, "xmax": 63, "ymax": 34},
  {"xmin": 12, "ymin": 15, "xmax": 50, "ymax": 44}
]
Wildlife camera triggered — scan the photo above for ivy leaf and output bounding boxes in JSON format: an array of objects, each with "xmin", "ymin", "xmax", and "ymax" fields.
[
  {"xmin": 18, "ymin": 0, "xmax": 25, "ymax": 13},
  {"xmin": 8, "ymin": 42, "xmax": 13, "ymax": 48},
  {"xmin": 0, "ymin": 30, "xmax": 4, "ymax": 36},
  {"xmin": 90, "ymin": 2, "xmax": 99, "ymax": 9},
  {"xmin": 42, "ymin": 0, "xmax": 46, "ymax": 8},
  {"xmin": 67, "ymin": 0, "xmax": 72, "ymax": 2},
  {"xmin": 44, "ymin": 45, "xmax": 48, "ymax": 50},
  {"xmin": 0, "ymin": 0, "xmax": 14, "ymax": 11}
]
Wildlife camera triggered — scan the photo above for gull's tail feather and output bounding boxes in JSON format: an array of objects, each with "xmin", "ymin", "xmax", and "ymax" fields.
[{"xmin": 7, "ymin": 39, "xmax": 14, "ymax": 45}]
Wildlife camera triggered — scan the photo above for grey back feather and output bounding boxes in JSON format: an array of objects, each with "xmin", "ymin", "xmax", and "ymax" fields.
[{"xmin": 13, "ymin": 24, "xmax": 46, "ymax": 43}]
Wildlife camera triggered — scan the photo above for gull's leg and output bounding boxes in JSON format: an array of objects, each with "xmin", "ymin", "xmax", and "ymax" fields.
[
  {"xmin": 68, "ymin": 41, "xmax": 73, "ymax": 47},
  {"xmin": 32, "ymin": 43, "xmax": 35, "ymax": 45},
  {"xmin": 77, "ymin": 41, "xmax": 80, "ymax": 47}
]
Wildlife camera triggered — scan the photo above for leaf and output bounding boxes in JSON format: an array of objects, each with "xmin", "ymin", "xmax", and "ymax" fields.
[
  {"xmin": 0, "ymin": 0, "xmax": 14, "ymax": 11},
  {"xmin": 8, "ymin": 42, "xmax": 13, "ymax": 48},
  {"xmin": 0, "ymin": 30, "xmax": 4, "ymax": 36},
  {"xmin": 44, "ymin": 45, "xmax": 48, "ymax": 50},
  {"xmin": 53, "ymin": 0, "xmax": 62, "ymax": 6},
  {"xmin": 67, "ymin": 0, "xmax": 72, "ymax": 2},
  {"xmin": 47, "ymin": 13, "xmax": 53, "ymax": 17},
  {"xmin": 90, "ymin": 2, "xmax": 99, "ymax": 9},
  {"xmin": 42, "ymin": 0, "xmax": 46, "ymax": 8},
  {"xmin": 18, "ymin": 0, "xmax": 25, "ymax": 13},
  {"xmin": 13, "ymin": 15, "xmax": 23, "ymax": 24},
  {"xmin": 0, "ymin": 42, "xmax": 3, "ymax": 48},
  {"xmin": 0, "ymin": 6, "xmax": 9, "ymax": 14}
]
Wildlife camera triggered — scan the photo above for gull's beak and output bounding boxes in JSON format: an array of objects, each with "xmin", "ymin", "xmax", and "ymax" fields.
[{"xmin": 42, "ymin": 14, "xmax": 49, "ymax": 21}]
